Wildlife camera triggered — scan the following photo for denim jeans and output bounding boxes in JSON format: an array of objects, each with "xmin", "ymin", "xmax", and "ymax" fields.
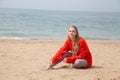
[{"xmin": 56, "ymin": 52, "xmax": 87, "ymax": 69}]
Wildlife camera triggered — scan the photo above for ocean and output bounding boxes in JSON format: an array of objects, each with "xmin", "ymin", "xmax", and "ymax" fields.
[{"xmin": 0, "ymin": 8, "xmax": 120, "ymax": 40}]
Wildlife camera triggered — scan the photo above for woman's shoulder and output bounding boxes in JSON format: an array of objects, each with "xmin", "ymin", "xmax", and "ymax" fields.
[
  {"xmin": 79, "ymin": 37, "xmax": 84, "ymax": 41},
  {"xmin": 66, "ymin": 38, "xmax": 72, "ymax": 41},
  {"xmin": 64, "ymin": 39, "xmax": 71, "ymax": 44},
  {"xmin": 79, "ymin": 37, "xmax": 87, "ymax": 43}
]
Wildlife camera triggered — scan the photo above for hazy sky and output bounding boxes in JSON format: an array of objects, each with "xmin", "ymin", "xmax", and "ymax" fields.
[{"xmin": 0, "ymin": 0, "xmax": 120, "ymax": 12}]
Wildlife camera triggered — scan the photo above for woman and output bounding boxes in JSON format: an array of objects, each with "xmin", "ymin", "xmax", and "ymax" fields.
[{"xmin": 45, "ymin": 25, "xmax": 92, "ymax": 70}]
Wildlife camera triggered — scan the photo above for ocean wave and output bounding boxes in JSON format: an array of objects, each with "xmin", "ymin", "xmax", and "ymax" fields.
[{"xmin": 0, "ymin": 36, "xmax": 29, "ymax": 40}]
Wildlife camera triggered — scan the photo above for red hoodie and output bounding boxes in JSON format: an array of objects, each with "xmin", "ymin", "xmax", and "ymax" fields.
[{"xmin": 51, "ymin": 37, "xmax": 92, "ymax": 68}]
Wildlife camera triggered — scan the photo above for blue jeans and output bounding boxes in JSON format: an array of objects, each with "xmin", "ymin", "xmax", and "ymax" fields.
[{"xmin": 56, "ymin": 52, "xmax": 87, "ymax": 69}]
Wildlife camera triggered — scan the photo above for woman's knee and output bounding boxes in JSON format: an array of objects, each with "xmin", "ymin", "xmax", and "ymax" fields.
[
  {"xmin": 63, "ymin": 52, "xmax": 72, "ymax": 58},
  {"xmin": 73, "ymin": 59, "xmax": 87, "ymax": 69}
]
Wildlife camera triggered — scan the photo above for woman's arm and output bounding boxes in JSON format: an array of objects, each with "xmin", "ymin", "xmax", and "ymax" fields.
[
  {"xmin": 66, "ymin": 38, "xmax": 90, "ymax": 63},
  {"xmin": 51, "ymin": 40, "xmax": 70, "ymax": 64}
]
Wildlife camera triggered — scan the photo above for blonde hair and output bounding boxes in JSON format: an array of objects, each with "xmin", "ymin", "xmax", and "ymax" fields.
[{"xmin": 67, "ymin": 25, "xmax": 80, "ymax": 56}]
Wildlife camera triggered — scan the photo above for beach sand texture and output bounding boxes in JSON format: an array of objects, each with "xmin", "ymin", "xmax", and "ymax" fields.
[{"xmin": 0, "ymin": 39, "xmax": 120, "ymax": 80}]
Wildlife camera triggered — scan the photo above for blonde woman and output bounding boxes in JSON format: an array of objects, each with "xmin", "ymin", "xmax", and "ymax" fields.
[{"xmin": 45, "ymin": 25, "xmax": 92, "ymax": 70}]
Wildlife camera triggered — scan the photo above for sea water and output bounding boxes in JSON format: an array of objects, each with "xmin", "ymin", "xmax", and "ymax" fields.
[{"xmin": 0, "ymin": 8, "xmax": 120, "ymax": 40}]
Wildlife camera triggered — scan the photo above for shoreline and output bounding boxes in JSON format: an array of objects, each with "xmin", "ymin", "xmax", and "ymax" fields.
[{"xmin": 0, "ymin": 38, "xmax": 120, "ymax": 42}]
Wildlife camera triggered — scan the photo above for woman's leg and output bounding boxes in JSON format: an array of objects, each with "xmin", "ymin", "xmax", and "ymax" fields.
[
  {"xmin": 45, "ymin": 52, "xmax": 72, "ymax": 70},
  {"xmin": 55, "ymin": 52, "xmax": 72, "ymax": 65},
  {"xmin": 72, "ymin": 59, "xmax": 87, "ymax": 69}
]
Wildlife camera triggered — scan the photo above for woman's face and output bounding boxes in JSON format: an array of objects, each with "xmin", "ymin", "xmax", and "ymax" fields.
[{"xmin": 68, "ymin": 27, "xmax": 77, "ymax": 39}]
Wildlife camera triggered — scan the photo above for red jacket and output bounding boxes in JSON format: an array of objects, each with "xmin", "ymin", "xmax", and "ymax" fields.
[{"xmin": 51, "ymin": 37, "xmax": 92, "ymax": 68}]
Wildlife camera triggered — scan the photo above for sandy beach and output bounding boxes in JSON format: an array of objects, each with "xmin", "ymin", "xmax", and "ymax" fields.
[{"xmin": 0, "ymin": 39, "xmax": 120, "ymax": 80}]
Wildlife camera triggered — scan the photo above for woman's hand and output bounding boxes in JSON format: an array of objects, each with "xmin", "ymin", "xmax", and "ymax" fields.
[
  {"xmin": 63, "ymin": 58, "xmax": 67, "ymax": 63},
  {"xmin": 45, "ymin": 64, "xmax": 53, "ymax": 70},
  {"xmin": 45, "ymin": 62, "xmax": 55, "ymax": 70}
]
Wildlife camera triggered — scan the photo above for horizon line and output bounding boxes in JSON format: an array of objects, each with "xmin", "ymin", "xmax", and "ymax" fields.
[{"xmin": 0, "ymin": 7, "xmax": 120, "ymax": 13}]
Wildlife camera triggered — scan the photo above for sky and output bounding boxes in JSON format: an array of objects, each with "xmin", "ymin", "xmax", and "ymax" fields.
[{"xmin": 0, "ymin": 0, "xmax": 120, "ymax": 12}]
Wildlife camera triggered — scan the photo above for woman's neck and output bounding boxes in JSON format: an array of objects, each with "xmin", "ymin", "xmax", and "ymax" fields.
[
  {"xmin": 70, "ymin": 38, "xmax": 75, "ymax": 45},
  {"xmin": 71, "ymin": 37, "xmax": 75, "ymax": 42}
]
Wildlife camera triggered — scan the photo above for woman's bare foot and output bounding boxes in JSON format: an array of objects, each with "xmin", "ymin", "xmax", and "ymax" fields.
[
  {"xmin": 45, "ymin": 63, "xmax": 55, "ymax": 70},
  {"xmin": 45, "ymin": 64, "xmax": 53, "ymax": 70}
]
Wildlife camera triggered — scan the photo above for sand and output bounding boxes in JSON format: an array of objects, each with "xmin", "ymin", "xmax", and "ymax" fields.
[{"xmin": 0, "ymin": 39, "xmax": 120, "ymax": 80}]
